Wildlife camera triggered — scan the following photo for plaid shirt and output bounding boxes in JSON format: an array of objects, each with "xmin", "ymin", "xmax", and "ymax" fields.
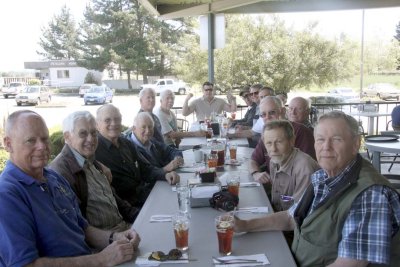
[{"xmin": 290, "ymin": 159, "xmax": 400, "ymax": 264}]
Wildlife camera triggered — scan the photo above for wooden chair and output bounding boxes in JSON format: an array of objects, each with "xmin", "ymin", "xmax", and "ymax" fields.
[{"xmin": 176, "ymin": 118, "xmax": 189, "ymax": 132}]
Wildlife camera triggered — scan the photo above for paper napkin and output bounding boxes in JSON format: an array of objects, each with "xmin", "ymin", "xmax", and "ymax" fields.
[
  {"xmin": 213, "ymin": 253, "xmax": 270, "ymax": 266},
  {"xmin": 240, "ymin": 182, "xmax": 261, "ymax": 187},
  {"xmin": 236, "ymin": 207, "xmax": 269, "ymax": 213},
  {"xmin": 149, "ymin": 215, "xmax": 172, "ymax": 222}
]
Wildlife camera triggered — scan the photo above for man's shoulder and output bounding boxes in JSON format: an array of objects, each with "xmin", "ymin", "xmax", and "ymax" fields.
[
  {"xmin": 291, "ymin": 121, "xmax": 312, "ymax": 133},
  {"xmin": 291, "ymin": 149, "xmax": 319, "ymax": 168}
]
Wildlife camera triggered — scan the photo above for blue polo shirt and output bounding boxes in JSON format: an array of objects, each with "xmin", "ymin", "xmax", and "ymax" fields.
[{"xmin": 0, "ymin": 161, "xmax": 91, "ymax": 267}]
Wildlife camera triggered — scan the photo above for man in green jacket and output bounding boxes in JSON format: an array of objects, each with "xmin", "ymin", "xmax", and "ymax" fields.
[{"xmin": 235, "ymin": 110, "xmax": 400, "ymax": 267}]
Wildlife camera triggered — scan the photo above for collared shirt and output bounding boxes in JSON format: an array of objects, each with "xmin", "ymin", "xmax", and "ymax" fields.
[
  {"xmin": 0, "ymin": 162, "xmax": 91, "ymax": 266},
  {"xmin": 189, "ymin": 96, "xmax": 230, "ymax": 121},
  {"xmin": 269, "ymin": 148, "xmax": 319, "ymax": 211},
  {"xmin": 138, "ymin": 109, "xmax": 164, "ymax": 143},
  {"xmin": 289, "ymin": 159, "xmax": 400, "ymax": 264},
  {"xmin": 154, "ymin": 107, "xmax": 178, "ymax": 146}
]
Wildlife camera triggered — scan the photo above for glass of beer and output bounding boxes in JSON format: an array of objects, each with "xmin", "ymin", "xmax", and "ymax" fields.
[
  {"xmin": 215, "ymin": 214, "xmax": 235, "ymax": 255},
  {"xmin": 173, "ymin": 213, "xmax": 190, "ymax": 251},
  {"xmin": 227, "ymin": 176, "xmax": 240, "ymax": 197},
  {"xmin": 229, "ymin": 144, "xmax": 237, "ymax": 160}
]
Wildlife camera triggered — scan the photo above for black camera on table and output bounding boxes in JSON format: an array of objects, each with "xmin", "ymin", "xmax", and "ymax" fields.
[{"xmin": 209, "ymin": 188, "xmax": 239, "ymax": 211}]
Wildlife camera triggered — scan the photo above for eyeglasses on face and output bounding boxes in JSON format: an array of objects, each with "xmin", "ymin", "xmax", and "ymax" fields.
[
  {"xmin": 204, "ymin": 88, "xmax": 213, "ymax": 92},
  {"xmin": 250, "ymin": 91, "xmax": 259, "ymax": 96},
  {"xmin": 260, "ymin": 110, "xmax": 278, "ymax": 118}
]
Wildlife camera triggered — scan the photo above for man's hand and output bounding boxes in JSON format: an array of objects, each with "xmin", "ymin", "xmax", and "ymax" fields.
[
  {"xmin": 113, "ymin": 229, "xmax": 141, "ymax": 251},
  {"xmin": 100, "ymin": 239, "xmax": 136, "ymax": 266},
  {"xmin": 185, "ymin": 93, "xmax": 193, "ymax": 101},
  {"xmin": 165, "ymin": 171, "xmax": 180, "ymax": 185},
  {"xmin": 164, "ymin": 157, "xmax": 184, "ymax": 172},
  {"xmin": 253, "ymin": 171, "xmax": 271, "ymax": 184}
]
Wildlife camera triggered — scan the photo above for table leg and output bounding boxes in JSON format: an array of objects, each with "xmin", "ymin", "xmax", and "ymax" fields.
[{"xmin": 371, "ymin": 151, "xmax": 381, "ymax": 173}]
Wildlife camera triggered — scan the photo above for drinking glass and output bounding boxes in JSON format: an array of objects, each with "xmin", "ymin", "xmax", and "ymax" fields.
[
  {"xmin": 176, "ymin": 183, "xmax": 190, "ymax": 216},
  {"xmin": 207, "ymin": 153, "xmax": 218, "ymax": 168},
  {"xmin": 229, "ymin": 144, "xmax": 237, "ymax": 160},
  {"xmin": 215, "ymin": 214, "xmax": 235, "ymax": 255},
  {"xmin": 227, "ymin": 175, "xmax": 240, "ymax": 197},
  {"xmin": 172, "ymin": 213, "xmax": 190, "ymax": 251}
]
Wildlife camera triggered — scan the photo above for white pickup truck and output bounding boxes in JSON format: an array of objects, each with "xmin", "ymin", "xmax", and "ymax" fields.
[{"xmin": 140, "ymin": 79, "xmax": 187, "ymax": 95}]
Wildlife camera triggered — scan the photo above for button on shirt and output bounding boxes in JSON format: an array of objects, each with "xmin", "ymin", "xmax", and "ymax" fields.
[{"xmin": 289, "ymin": 159, "xmax": 400, "ymax": 264}]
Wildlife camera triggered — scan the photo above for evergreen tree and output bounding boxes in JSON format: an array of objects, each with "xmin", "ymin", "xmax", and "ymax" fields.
[{"xmin": 37, "ymin": 5, "xmax": 80, "ymax": 60}]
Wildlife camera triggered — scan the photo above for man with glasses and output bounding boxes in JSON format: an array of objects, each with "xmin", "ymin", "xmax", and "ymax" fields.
[
  {"xmin": 182, "ymin": 81, "xmax": 236, "ymax": 121},
  {"xmin": 288, "ymin": 97, "xmax": 313, "ymax": 129},
  {"xmin": 231, "ymin": 86, "xmax": 257, "ymax": 127},
  {"xmin": 249, "ymin": 96, "xmax": 316, "ymax": 185}
]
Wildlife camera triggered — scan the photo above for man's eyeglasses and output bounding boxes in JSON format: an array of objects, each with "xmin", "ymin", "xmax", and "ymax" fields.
[
  {"xmin": 204, "ymin": 88, "xmax": 213, "ymax": 92},
  {"xmin": 260, "ymin": 110, "xmax": 278, "ymax": 118},
  {"xmin": 250, "ymin": 91, "xmax": 259, "ymax": 96}
]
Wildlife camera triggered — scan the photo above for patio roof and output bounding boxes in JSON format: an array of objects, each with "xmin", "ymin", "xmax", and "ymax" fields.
[{"xmin": 139, "ymin": 0, "xmax": 400, "ymax": 19}]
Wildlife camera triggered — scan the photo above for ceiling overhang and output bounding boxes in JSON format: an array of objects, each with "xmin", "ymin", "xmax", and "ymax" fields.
[{"xmin": 138, "ymin": 0, "xmax": 400, "ymax": 20}]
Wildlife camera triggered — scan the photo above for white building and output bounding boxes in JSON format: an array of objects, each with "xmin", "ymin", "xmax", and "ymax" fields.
[{"xmin": 24, "ymin": 60, "xmax": 104, "ymax": 88}]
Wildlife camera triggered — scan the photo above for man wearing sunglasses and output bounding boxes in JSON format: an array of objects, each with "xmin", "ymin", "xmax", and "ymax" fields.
[
  {"xmin": 182, "ymin": 81, "xmax": 236, "ymax": 121},
  {"xmin": 231, "ymin": 86, "xmax": 257, "ymax": 127},
  {"xmin": 249, "ymin": 96, "xmax": 316, "ymax": 185}
]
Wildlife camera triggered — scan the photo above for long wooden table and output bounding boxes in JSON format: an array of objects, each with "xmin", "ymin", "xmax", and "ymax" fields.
[{"xmin": 117, "ymin": 147, "xmax": 297, "ymax": 266}]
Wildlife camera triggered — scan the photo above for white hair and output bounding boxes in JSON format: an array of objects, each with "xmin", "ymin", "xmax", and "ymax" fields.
[
  {"xmin": 139, "ymin": 87, "xmax": 156, "ymax": 100},
  {"xmin": 133, "ymin": 112, "xmax": 154, "ymax": 128},
  {"xmin": 62, "ymin": 111, "xmax": 95, "ymax": 133},
  {"xmin": 160, "ymin": 89, "xmax": 174, "ymax": 101},
  {"xmin": 260, "ymin": 96, "xmax": 283, "ymax": 109}
]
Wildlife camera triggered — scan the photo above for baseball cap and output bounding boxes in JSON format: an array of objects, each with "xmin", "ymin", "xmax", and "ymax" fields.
[{"xmin": 239, "ymin": 86, "xmax": 250, "ymax": 97}]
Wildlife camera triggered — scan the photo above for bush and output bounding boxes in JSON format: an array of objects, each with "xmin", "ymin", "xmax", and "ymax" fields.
[
  {"xmin": 0, "ymin": 148, "xmax": 8, "ymax": 174},
  {"xmin": 28, "ymin": 79, "xmax": 41, "ymax": 85},
  {"xmin": 50, "ymin": 130, "xmax": 65, "ymax": 160},
  {"xmin": 85, "ymin": 72, "xmax": 101, "ymax": 85}
]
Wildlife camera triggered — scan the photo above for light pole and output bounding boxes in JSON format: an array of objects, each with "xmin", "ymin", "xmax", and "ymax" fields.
[{"xmin": 360, "ymin": 9, "xmax": 365, "ymax": 98}]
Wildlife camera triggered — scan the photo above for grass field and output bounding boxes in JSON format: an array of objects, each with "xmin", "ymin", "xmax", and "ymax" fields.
[{"xmin": 301, "ymin": 74, "xmax": 400, "ymax": 93}]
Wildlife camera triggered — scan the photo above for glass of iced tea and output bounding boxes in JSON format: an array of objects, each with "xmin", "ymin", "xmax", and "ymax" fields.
[
  {"xmin": 206, "ymin": 128, "xmax": 213, "ymax": 139},
  {"xmin": 215, "ymin": 214, "xmax": 235, "ymax": 255},
  {"xmin": 208, "ymin": 153, "xmax": 218, "ymax": 168},
  {"xmin": 173, "ymin": 213, "xmax": 190, "ymax": 251},
  {"xmin": 229, "ymin": 144, "xmax": 237, "ymax": 161},
  {"xmin": 227, "ymin": 176, "xmax": 240, "ymax": 197}
]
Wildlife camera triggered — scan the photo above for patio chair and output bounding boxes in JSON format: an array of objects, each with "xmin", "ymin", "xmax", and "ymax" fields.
[
  {"xmin": 176, "ymin": 118, "xmax": 189, "ymax": 132},
  {"xmin": 379, "ymin": 126, "xmax": 400, "ymax": 172}
]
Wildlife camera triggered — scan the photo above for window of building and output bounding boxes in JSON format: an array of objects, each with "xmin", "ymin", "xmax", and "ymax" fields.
[{"xmin": 57, "ymin": 70, "xmax": 70, "ymax": 78}]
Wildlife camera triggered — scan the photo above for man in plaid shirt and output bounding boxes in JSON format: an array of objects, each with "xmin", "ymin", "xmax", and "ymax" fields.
[{"xmin": 235, "ymin": 111, "xmax": 400, "ymax": 266}]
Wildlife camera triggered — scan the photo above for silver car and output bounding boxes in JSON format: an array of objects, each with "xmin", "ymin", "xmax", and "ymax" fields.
[
  {"xmin": 2, "ymin": 82, "xmax": 26, "ymax": 98},
  {"xmin": 363, "ymin": 83, "xmax": 400, "ymax": 100},
  {"xmin": 15, "ymin": 86, "xmax": 51, "ymax": 106}
]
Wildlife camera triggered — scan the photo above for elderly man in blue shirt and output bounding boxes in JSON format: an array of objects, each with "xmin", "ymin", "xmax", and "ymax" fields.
[
  {"xmin": 235, "ymin": 110, "xmax": 400, "ymax": 267},
  {"xmin": 0, "ymin": 110, "xmax": 140, "ymax": 267},
  {"xmin": 127, "ymin": 112, "xmax": 184, "ymax": 173}
]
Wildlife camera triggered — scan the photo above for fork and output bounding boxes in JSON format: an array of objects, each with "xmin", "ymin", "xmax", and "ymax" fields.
[{"xmin": 212, "ymin": 256, "xmax": 263, "ymax": 264}]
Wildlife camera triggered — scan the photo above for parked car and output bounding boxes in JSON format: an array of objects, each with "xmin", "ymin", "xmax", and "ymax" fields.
[
  {"xmin": 84, "ymin": 85, "xmax": 113, "ymax": 105},
  {"xmin": 328, "ymin": 87, "xmax": 360, "ymax": 103},
  {"xmin": 140, "ymin": 79, "xmax": 187, "ymax": 95},
  {"xmin": 15, "ymin": 85, "xmax": 51, "ymax": 106},
  {"xmin": 363, "ymin": 83, "xmax": 400, "ymax": 100},
  {"xmin": 78, "ymin": 83, "xmax": 97, "ymax": 97},
  {"xmin": 2, "ymin": 82, "xmax": 26, "ymax": 98}
]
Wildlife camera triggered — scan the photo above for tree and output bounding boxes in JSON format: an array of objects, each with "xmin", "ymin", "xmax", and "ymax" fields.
[
  {"xmin": 395, "ymin": 22, "xmax": 400, "ymax": 70},
  {"xmin": 37, "ymin": 5, "xmax": 80, "ymax": 60}
]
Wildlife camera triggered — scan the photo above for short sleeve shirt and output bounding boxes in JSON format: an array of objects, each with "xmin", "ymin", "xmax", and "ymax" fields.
[
  {"xmin": 154, "ymin": 107, "xmax": 177, "ymax": 146},
  {"xmin": 0, "ymin": 161, "xmax": 91, "ymax": 266},
  {"xmin": 189, "ymin": 96, "xmax": 229, "ymax": 121}
]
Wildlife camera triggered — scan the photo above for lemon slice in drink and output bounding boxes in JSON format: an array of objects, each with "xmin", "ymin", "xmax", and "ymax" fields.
[{"xmin": 219, "ymin": 221, "xmax": 231, "ymax": 228}]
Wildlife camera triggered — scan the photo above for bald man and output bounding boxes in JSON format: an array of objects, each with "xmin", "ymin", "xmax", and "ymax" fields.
[{"xmin": 288, "ymin": 97, "xmax": 313, "ymax": 129}]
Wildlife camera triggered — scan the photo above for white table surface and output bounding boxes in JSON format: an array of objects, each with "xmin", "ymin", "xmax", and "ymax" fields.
[
  {"xmin": 117, "ymin": 153, "xmax": 296, "ymax": 267},
  {"xmin": 365, "ymin": 139, "xmax": 400, "ymax": 173},
  {"xmin": 349, "ymin": 112, "xmax": 391, "ymax": 135}
]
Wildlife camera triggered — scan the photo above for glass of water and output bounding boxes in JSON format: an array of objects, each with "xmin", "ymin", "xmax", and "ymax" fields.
[{"xmin": 176, "ymin": 182, "xmax": 190, "ymax": 217}]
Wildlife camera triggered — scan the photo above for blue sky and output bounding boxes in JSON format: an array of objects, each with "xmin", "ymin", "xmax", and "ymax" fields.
[{"xmin": 0, "ymin": 1, "xmax": 399, "ymax": 72}]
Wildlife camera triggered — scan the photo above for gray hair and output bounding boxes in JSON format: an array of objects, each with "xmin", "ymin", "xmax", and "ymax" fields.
[
  {"xmin": 260, "ymin": 96, "xmax": 283, "ymax": 109},
  {"xmin": 316, "ymin": 110, "xmax": 360, "ymax": 137},
  {"xmin": 5, "ymin": 110, "xmax": 41, "ymax": 136},
  {"xmin": 133, "ymin": 112, "xmax": 154, "ymax": 128},
  {"xmin": 160, "ymin": 89, "xmax": 175, "ymax": 101},
  {"xmin": 263, "ymin": 120, "xmax": 295, "ymax": 140},
  {"xmin": 250, "ymin": 84, "xmax": 263, "ymax": 91},
  {"xmin": 139, "ymin": 87, "xmax": 156, "ymax": 100},
  {"xmin": 62, "ymin": 111, "xmax": 95, "ymax": 133}
]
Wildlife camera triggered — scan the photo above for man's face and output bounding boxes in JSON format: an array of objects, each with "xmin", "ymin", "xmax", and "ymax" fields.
[
  {"xmin": 288, "ymin": 98, "xmax": 309, "ymax": 124},
  {"xmin": 160, "ymin": 93, "xmax": 175, "ymax": 110},
  {"xmin": 241, "ymin": 93, "xmax": 253, "ymax": 106},
  {"xmin": 263, "ymin": 128, "xmax": 295, "ymax": 165},
  {"xmin": 133, "ymin": 117, "xmax": 154, "ymax": 145},
  {"xmin": 258, "ymin": 89, "xmax": 272, "ymax": 101},
  {"xmin": 4, "ymin": 113, "xmax": 50, "ymax": 175},
  {"xmin": 65, "ymin": 118, "xmax": 98, "ymax": 158},
  {"xmin": 249, "ymin": 87, "xmax": 260, "ymax": 104},
  {"xmin": 97, "ymin": 107, "xmax": 122, "ymax": 141},
  {"xmin": 140, "ymin": 91, "xmax": 156, "ymax": 112},
  {"xmin": 203, "ymin": 84, "xmax": 214, "ymax": 99},
  {"xmin": 314, "ymin": 118, "xmax": 360, "ymax": 177},
  {"xmin": 259, "ymin": 99, "xmax": 284, "ymax": 124}
]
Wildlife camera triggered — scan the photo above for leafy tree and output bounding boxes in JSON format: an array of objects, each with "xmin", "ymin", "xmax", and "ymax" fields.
[
  {"xmin": 395, "ymin": 22, "xmax": 400, "ymax": 70},
  {"xmin": 37, "ymin": 5, "xmax": 80, "ymax": 60}
]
